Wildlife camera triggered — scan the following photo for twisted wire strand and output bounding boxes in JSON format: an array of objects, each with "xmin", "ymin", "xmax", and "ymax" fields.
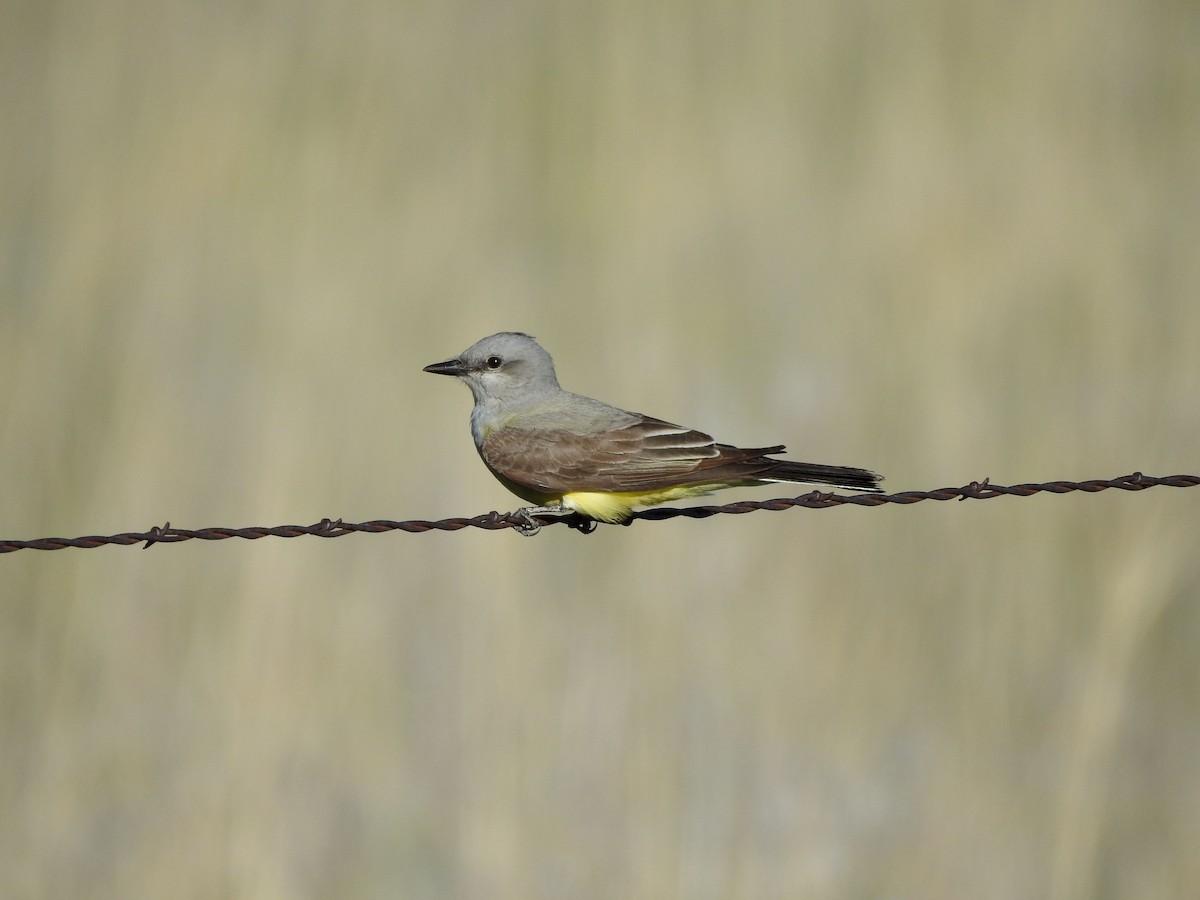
[{"xmin": 2, "ymin": 472, "xmax": 1195, "ymax": 553}]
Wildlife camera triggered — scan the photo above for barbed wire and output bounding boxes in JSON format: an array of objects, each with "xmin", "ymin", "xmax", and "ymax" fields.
[{"xmin": 1, "ymin": 472, "xmax": 1195, "ymax": 553}]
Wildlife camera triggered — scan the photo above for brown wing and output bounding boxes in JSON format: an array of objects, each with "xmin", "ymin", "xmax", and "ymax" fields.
[{"xmin": 480, "ymin": 415, "xmax": 789, "ymax": 494}]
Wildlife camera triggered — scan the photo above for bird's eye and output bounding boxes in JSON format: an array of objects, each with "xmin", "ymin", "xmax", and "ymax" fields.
[{"xmin": 485, "ymin": 356, "xmax": 503, "ymax": 369}]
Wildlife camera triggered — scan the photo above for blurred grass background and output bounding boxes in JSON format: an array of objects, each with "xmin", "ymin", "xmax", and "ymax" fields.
[{"xmin": 2, "ymin": 0, "xmax": 1199, "ymax": 897}]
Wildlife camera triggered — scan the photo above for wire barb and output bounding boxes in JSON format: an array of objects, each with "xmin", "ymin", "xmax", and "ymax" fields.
[
  {"xmin": 1, "ymin": 472, "xmax": 1195, "ymax": 553},
  {"xmin": 142, "ymin": 522, "xmax": 171, "ymax": 549}
]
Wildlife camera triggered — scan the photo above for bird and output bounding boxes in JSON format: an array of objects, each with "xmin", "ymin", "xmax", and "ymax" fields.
[{"xmin": 423, "ymin": 332, "xmax": 882, "ymax": 526}]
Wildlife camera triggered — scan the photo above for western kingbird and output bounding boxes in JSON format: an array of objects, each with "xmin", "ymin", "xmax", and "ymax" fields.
[{"xmin": 424, "ymin": 332, "xmax": 882, "ymax": 525}]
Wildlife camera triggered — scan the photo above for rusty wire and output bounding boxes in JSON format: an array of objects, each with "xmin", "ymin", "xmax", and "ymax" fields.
[{"xmin": 1, "ymin": 472, "xmax": 1195, "ymax": 553}]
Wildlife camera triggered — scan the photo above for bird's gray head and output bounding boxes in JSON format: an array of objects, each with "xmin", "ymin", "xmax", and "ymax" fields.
[{"xmin": 423, "ymin": 332, "xmax": 560, "ymax": 406}]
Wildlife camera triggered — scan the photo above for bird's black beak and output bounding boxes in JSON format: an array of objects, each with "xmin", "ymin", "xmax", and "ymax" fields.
[{"xmin": 423, "ymin": 357, "xmax": 467, "ymax": 377}]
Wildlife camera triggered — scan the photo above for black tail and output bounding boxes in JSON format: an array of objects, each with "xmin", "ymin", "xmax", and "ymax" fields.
[{"xmin": 759, "ymin": 459, "xmax": 883, "ymax": 493}]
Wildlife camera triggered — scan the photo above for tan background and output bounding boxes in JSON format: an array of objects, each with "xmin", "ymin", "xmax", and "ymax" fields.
[{"xmin": 3, "ymin": 1, "xmax": 1199, "ymax": 897}]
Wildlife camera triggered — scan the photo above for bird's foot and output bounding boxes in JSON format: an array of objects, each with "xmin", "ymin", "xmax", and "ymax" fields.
[{"xmin": 511, "ymin": 504, "xmax": 598, "ymax": 536}]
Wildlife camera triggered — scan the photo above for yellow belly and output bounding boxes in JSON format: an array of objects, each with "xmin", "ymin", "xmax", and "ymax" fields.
[
  {"xmin": 561, "ymin": 485, "xmax": 720, "ymax": 523},
  {"xmin": 484, "ymin": 457, "xmax": 726, "ymax": 523}
]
